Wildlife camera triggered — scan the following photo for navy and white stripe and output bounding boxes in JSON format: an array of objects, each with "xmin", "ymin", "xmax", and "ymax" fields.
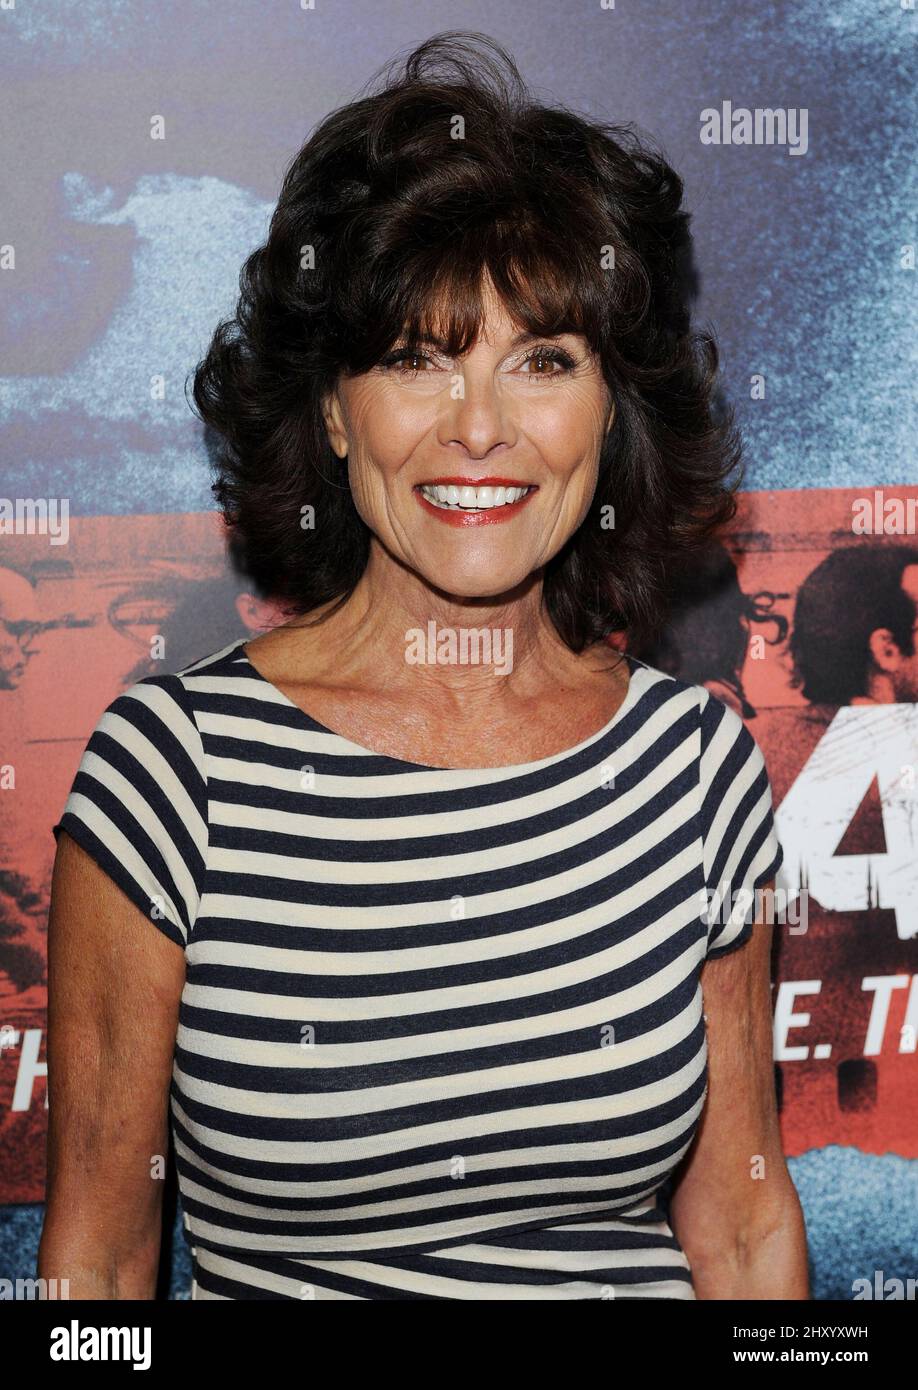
[{"xmin": 53, "ymin": 636, "xmax": 783, "ymax": 1300}]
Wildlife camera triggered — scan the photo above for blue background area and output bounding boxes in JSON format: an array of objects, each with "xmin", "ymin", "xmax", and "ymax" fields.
[
  {"xmin": 1, "ymin": 0, "xmax": 915, "ymax": 511},
  {"xmin": 2, "ymin": 0, "xmax": 916, "ymax": 1299}
]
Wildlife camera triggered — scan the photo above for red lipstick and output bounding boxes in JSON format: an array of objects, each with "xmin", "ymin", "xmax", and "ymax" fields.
[
  {"xmin": 419, "ymin": 476, "xmax": 533, "ymax": 487},
  {"xmin": 414, "ymin": 478, "xmax": 538, "ymax": 527}
]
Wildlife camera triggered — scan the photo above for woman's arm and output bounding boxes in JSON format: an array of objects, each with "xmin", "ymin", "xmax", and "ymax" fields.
[
  {"xmin": 38, "ymin": 830, "xmax": 185, "ymax": 1299},
  {"xmin": 668, "ymin": 883, "xmax": 810, "ymax": 1299}
]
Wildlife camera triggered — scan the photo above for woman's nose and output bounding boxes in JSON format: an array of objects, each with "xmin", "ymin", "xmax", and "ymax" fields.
[{"xmin": 439, "ymin": 374, "xmax": 514, "ymax": 455}]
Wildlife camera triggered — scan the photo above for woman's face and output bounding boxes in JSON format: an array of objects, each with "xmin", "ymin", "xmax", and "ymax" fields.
[{"xmin": 322, "ymin": 281, "xmax": 614, "ymax": 600}]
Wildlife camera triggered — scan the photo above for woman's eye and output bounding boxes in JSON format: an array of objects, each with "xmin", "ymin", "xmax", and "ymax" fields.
[
  {"xmin": 380, "ymin": 346, "xmax": 577, "ymax": 378},
  {"xmin": 382, "ymin": 349, "xmax": 433, "ymax": 372},
  {"xmin": 521, "ymin": 349, "xmax": 576, "ymax": 378}
]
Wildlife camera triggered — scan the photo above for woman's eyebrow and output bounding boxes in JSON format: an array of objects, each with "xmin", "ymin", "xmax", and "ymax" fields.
[{"xmin": 404, "ymin": 330, "xmax": 573, "ymax": 349}]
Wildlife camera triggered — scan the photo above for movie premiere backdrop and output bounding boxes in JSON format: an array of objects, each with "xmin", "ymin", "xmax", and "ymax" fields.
[{"xmin": 1, "ymin": 1, "xmax": 915, "ymax": 1301}]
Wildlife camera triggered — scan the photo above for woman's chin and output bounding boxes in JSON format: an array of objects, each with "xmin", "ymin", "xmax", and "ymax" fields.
[{"xmin": 417, "ymin": 564, "xmax": 536, "ymax": 603}]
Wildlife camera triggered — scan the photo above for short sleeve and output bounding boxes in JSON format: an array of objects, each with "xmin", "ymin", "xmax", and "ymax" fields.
[
  {"xmin": 698, "ymin": 689, "xmax": 784, "ymax": 960},
  {"xmin": 51, "ymin": 674, "xmax": 208, "ymax": 950}
]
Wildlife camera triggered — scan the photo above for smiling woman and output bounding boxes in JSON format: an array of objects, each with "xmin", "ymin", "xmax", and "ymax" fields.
[
  {"xmin": 187, "ymin": 31, "xmax": 743, "ymax": 657},
  {"xmin": 319, "ymin": 282, "xmax": 615, "ymax": 573},
  {"xmin": 41, "ymin": 30, "xmax": 807, "ymax": 1301}
]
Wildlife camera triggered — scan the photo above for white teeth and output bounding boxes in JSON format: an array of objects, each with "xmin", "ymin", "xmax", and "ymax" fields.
[{"xmin": 419, "ymin": 484, "xmax": 532, "ymax": 510}]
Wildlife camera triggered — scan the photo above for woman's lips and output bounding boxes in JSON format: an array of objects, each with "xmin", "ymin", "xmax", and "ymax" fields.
[{"xmin": 414, "ymin": 477, "xmax": 538, "ymax": 527}]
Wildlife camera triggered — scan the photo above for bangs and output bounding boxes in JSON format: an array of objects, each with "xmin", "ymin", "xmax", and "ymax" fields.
[{"xmin": 337, "ymin": 216, "xmax": 610, "ymax": 373}]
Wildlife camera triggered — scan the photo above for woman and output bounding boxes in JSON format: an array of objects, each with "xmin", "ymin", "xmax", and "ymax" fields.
[{"xmin": 40, "ymin": 33, "xmax": 808, "ymax": 1300}]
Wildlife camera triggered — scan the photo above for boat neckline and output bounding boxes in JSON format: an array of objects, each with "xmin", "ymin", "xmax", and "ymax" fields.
[{"xmin": 234, "ymin": 637, "xmax": 647, "ymax": 774}]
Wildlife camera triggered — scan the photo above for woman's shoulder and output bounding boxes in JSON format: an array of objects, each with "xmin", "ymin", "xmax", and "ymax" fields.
[
  {"xmin": 70, "ymin": 637, "xmax": 251, "ymax": 779},
  {"xmin": 626, "ymin": 654, "xmax": 715, "ymax": 721},
  {"xmin": 53, "ymin": 644, "xmax": 222, "ymax": 950},
  {"xmin": 167, "ymin": 634, "xmax": 252, "ymax": 685},
  {"xmin": 625, "ymin": 656, "xmax": 769, "ymax": 768},
  {"xmin": 114, "ymin": 636, "xmax": 251, "ymax": 713}
]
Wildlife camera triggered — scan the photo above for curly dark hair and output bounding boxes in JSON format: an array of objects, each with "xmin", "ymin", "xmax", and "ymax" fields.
[
  {"xmin": 189, "ymin": 31, "xmax": 745, "ymax": 654},
  {"xmin": 789, "ymin": 543, "xmax": 918, "ymax": 705}
]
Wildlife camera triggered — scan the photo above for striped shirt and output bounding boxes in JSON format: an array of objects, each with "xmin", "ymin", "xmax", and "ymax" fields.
[{"xmin": 52, "ymin": 635, "xmax": 784, "ymax": 1300}]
